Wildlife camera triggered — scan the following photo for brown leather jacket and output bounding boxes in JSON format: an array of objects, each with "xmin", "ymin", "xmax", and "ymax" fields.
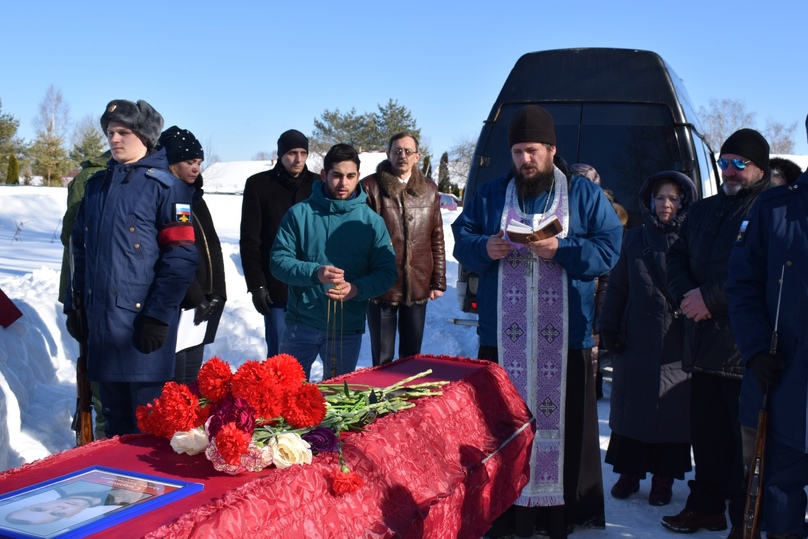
[{"xmin": 361, "ymin": 161, "xmax": 446, "ymax": 305}]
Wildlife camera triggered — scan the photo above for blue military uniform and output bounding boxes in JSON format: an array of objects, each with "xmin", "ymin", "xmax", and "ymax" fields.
[
  {"xmin": 66, "ymin": 148, "xmax": 197, "ymax": 433},
  {"xmin": 727, "ymin": 172, "xmax": 808, "ymax": 537}
]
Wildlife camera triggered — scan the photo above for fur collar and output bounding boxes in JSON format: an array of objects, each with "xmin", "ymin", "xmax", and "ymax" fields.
[{"xmin": 374, "ymin": 160, "xmax": 428, "ymax": 197}]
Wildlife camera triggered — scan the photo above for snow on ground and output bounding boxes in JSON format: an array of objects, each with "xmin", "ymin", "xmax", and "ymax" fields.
[{"xmin": 0, "ymin": 185, "xmax": 734, "ymax": 537}]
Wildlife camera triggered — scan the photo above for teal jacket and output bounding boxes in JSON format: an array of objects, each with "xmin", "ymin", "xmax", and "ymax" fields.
[{"xmin": 270, "ymin": 181, "xmax": 397, "ymax": 333}]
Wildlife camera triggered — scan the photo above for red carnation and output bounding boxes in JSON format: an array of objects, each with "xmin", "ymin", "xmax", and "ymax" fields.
[
  {"xmin": 283, "ymin": 384, "xmax": 327, "ymax": 429},
  {"xmin": 232, "ymin": 360, "xmax": 284, "ymax": 421},
  {"xmin": 265, "ymin": 354, "xmax": 306, "ymax": 389},
  {"xmin": 152, "ymin": 382, "xmax": 205, "ymax": 435},
  {"xmin": 197, "ymin": 356, "xmax": 233, "ymax": 402},
  {"xmin": 214, "ymin": 422, "xmax": 252, "ymax": 465},
  {"xmin": 331, "ymin": 469, "xmax": 364, "ymax": 495}
]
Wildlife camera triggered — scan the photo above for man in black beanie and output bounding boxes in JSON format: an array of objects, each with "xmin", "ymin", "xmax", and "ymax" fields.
[
  {"xmin": 663, "ymin": 128, "xmax": 770, "ymax": 538},
  {"xmin": 453, "ymin": 105, "xmax": 623, "ymax": 538},
  {"xmin": 64, "ymin": 99, "xmax": 198, "ymax": 436},
  {"xmin": 240, "ymin": 129, "xmax": 318, "ymax": 357}
]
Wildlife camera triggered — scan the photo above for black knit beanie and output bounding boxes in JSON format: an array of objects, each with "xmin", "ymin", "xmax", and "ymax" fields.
[
  {"xmin": 508, "ymin": 105, "xmax": 556, "ymax": 148},
  {"xmin": 159, "ymin": 126, "xmax": 204, "ymax": 164},
  {"xmin": 720, "ymin": 128, "xmax": 770, "ymax": 177},
  {"xmin": 100, "ymin": 99, "xmax": 163, "ymax": 146},
  {"xmin": 277, "ymin": 129, "xmax": 309, "ymax": 157}
]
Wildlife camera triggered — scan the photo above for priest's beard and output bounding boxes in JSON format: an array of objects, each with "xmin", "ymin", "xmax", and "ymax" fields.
[{"xmin": 514, "ymin": 165, "xmax": 555, "ymax": 200}]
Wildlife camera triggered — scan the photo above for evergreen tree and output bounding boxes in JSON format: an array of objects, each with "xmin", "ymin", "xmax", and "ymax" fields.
[
  {"xmin": 0, "ymin": 100, "xmax": 26, "ymax": 184},
  {"xmin": 6, "ymin": 154, "xmax": 19, "ymax": 184},
  {"xmin": 69, "ymin": 114, "xmax": 105, "ymax": 165},
  {"xmin": 438, "ymin": 151, "xmax": 451, "ymax": 192},
  {"xmin": 421, "ymin": 154, "xmax": 432, "ymax": 177},
  {"xmin": 311, "ymin": 99, "xmax": 421, "ymax": 153}
]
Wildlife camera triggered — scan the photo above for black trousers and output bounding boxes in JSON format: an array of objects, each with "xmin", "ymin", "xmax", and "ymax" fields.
[
  {"xmin": 481, "ymin": 345, "xmax": 605, "ymax": 538},
  {"xmin": 174, "ymin": 344, "xmax": 205, "ymax": 385},
  {"xmin": 684, "ymin": 371, "xmax": 745, "ymax": 526},
  {"xmin": 99, "ymin": 381, "xmax": 164, "ymax": 436},
  {"xmin": 367, "ymin": 302, "xmax": 427, "ymax": 367}
]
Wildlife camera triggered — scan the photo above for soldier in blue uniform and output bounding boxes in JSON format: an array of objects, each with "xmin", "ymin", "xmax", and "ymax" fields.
[
  {"xmin": 65, "ymin": 99, "xmax": 198, "ymax": 435},
  {"xmin": 726, "ymin": 120, "xmax": 808, "ymax": 539}
]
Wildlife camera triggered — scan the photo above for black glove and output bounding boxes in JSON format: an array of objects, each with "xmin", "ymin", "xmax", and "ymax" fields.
[
  {"xmin": 747, "ymin": 351, "xmax": 786, "ymax": 389},
  {"xmin": 194, "ymin": 295, "xmax": 224, "ymax": 325},
  {"xmin": 135, "ymin": 315, "xmax": 169, "ymax": 354},
  {"xmin": 600, "ymin": 331, "xmax": 626, "ymax": 354},
  {"xmin": 251, "ymin": 287, "xmax": 273, "ymax": 316},
  {"xmin": 65, "ymin": 309, "xmax": 88, "ymax": 341}
]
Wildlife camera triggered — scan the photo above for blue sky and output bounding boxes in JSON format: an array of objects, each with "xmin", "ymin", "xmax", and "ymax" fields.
[{"xmin": 4, "ymin": 0, "xmax": 806, "ymax": 163}]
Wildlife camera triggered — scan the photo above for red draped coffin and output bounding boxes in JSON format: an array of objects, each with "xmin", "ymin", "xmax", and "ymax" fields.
[{"xmin": 0, "ymin": 355, "xmax": 534, "ymax": 538}]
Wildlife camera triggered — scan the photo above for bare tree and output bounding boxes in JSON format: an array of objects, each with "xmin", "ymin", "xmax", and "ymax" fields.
[
  {"xmin": 30, "ymin": 85, "xmax": 71, "ymax": 185},
  {"xmin": 698, "ymin": 98, "xmax": 756, "ymax": 151},
  {"xmin": 448, "ymin": 133, "xmax": 478, "ymax": 191},
  {"xmin": 203, "ymin": 136, "xmax": 221, "ymax": 167},
  {"xmin": 762, "ymin": 119, "xmax": 797, "ymax": 154},
  {"xmin": 252, "ymin": 150, "xmax": 275, "ymax": 161}
]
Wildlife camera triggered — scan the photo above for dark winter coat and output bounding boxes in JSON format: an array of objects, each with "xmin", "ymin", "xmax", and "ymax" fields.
[
  {"xmin": 361, "ymin": 161, "xmax": 446, "ymax": 305},
  {"xmin": 239, "ymin": 161, "xmax": 317, "ymax": 303},
  {"xmin": 180, "ymin": 174, "xmax": 227, "ymax": 338},
  {"xmin": 728, "ymin": 172, "xmax": 808, "ymax": 452},
  {"xmin": 666, "ymin": 178, "xmax": 769, "ymax": 377},
  {"xmin": 59, "ymin": 151, "xmax": 111, "ymax": 304},
  {"xmin": 599, "ymin": 171, "xmax": 697, "ymax": 443},
  {"xmin": 270, "ymin": 181, "xmax": 397, "ymax": 333},
  {"xmin": 66, "ymin": 149, "xmax": 198, "ymax": 382}
]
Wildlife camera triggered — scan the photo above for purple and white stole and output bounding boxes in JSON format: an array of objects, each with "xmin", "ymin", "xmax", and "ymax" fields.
[{"xmin": 498, "ymin": 171, "xmax": 569, "ymax": 507}]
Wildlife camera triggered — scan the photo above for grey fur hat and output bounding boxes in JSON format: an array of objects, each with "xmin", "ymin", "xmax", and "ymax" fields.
[{"xmin": 100, "ymin": 99, "xmax": 164, "ymax": 146}]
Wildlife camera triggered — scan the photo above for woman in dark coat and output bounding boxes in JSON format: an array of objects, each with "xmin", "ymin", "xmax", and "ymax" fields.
[
  {"xmin": 598, "ymin": 170, "xmax": 697, "ymax": 507},
  {"xmin": 159, "ymin": 126, "xmax": 227, "ymax": 384}
]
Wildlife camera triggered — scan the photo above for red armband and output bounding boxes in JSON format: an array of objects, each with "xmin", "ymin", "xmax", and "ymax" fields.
[{"xmin": 158, "ymin": 222, "xmax": 195, "ymax": 247}]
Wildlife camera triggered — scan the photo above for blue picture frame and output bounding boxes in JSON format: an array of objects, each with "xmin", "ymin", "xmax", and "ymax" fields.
[{"xmin": 0, "ymin": 466, "xmax": 203, "ymax": 538}]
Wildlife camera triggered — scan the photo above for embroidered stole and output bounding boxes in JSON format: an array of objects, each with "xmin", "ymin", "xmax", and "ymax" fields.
[{"xmin": 498, "ymin": 173, "xmax": 569, "ymax": 507}]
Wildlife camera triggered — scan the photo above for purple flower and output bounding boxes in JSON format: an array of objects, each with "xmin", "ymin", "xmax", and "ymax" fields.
[
  {"xmin": 302, "ymin": 427, "xmax": 339, "ymax": 453},
  {"xmin": 207, "ymin": 395, "xmax": 256, "ymax": 437}
]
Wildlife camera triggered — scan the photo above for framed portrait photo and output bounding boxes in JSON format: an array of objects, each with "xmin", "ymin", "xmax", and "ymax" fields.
[{"xmin": 0, "ymin": 467, "xmax": 203, "ymax": 539}]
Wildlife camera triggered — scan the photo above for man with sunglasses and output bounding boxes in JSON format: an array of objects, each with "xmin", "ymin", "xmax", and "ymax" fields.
[
  {"xmin": 724, "ymin": 115, "xmax": 808, "ymax": 539},
  {"xmin": 663, "ymin": 129, "xmax": 770, "ymax": 538}
]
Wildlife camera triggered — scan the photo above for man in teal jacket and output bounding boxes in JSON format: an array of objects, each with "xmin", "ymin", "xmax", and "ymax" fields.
[{"xmin": 270, "ymin": 143, "xmax": 396, "ymax": 380}]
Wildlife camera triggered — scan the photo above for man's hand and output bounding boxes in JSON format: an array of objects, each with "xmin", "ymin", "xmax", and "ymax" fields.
[
  {"xmin": 486, "ymin": 230, "xmax": 513, "ymax": 260},
  {"xmin": 194, "ymin": 295, "xmax": 224, "ymax": 325},
  {"xmin": 747, "ymin": 351, "xmax": 786, "ymax": 390},
  {"xmin": 600, "ymin": 331, "xmax": 626, "ymax": 353},
  {"xmin": 251, "ymin": 287, "xmax": 272, "ymax": 316},
  {"xmin": 680, "ymin": 288, "xmax": 712, "ymax": 321},
  {"xmin": 325, "ymin": 282, "xmax": 357, "ymax": 302},
  {"xmin": 527, "ymin": 236, "xmax": 558, "ymax": 260},
  {"xmin": 317, "ymin": 265, "xmax": 345, "ymax": 285},
  {"xmin": 429, "ymin": 289, "xmax": 444, "ymax": 300},
  {"xmin": 134, "ymin": 315, "xmax": 169, "ymax": 354}
]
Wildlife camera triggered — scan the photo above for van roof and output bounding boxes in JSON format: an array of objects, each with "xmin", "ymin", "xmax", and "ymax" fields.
[{"xmin": 488, "ymin": 48, "xmax": 702, "ymax": 132}]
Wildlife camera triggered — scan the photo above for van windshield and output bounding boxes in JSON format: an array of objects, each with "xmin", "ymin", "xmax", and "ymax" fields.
[{"xmin": 484, "ymin": 103, "xmax": 679, "ymax": 226}]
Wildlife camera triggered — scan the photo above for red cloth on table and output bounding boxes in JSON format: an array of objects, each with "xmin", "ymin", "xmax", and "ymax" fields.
[{"xmin": 0, "ymin": 355, "xmax": 534, "ymax": 538}]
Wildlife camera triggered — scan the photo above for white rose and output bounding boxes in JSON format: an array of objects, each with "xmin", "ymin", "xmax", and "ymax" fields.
[
  {"xmin": 170, "ymin": 427, "xmax": 209, "ymax": 455},
  {"xmin": 271, "ymin": 432, "xmax": 312, "ymax": 469}
]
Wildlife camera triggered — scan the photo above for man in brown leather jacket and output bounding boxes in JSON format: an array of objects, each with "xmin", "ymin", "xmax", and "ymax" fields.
[{"xmin": 361, "ymin": 132, "xmax": 446, "ymax": 366}]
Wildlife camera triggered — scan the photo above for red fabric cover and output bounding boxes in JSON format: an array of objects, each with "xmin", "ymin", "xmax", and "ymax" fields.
[
  {"xmin": 0, "ymin": 356, "xmax": 534, "ymax": 538},
  {"xmin": 0, "ymin": 287, "xmax": 23, "ymax": 328}
]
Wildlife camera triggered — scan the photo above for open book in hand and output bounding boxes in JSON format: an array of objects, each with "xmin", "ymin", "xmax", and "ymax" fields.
[{"xmin": 505, "ymin": 216, "xmax": 562, "ymax": 244}]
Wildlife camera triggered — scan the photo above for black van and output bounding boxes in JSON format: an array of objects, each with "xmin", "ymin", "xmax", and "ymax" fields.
[{"xmin": 456, "ymin": 47, "xmax": 720, "ymax": 314}]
